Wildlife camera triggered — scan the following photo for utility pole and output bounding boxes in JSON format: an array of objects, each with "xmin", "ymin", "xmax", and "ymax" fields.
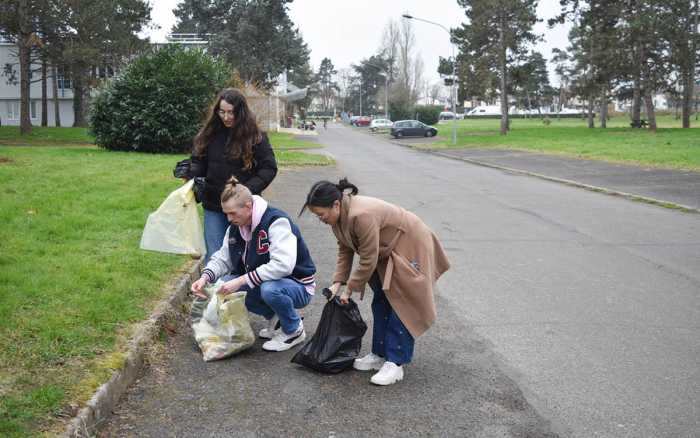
[{"xmin": 402, "ymin": 14, "xmax": 458, "ymax": 145}]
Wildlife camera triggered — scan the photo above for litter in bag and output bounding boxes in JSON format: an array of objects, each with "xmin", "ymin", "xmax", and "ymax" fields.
[
  {"xmin": 291, "ymin": 288, "xmax": 367, "ymax": 373},
  {"xmin": 139, "ymin": 179, "xmax": 206, "ymax": 256},
  {"xmin": 190, "ymin": 282, "xmax": 255, "ymax": 362}
]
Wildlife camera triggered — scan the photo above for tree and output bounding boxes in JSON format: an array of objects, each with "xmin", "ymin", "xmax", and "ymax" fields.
[
  {"xmin": 666, "ymin": 0, "xmax": 699, "ymax": 128},
  {"xmin": 454, "ymin": 0, "xmax": 540, "ymax": 135},
  {"xmin": 287, "ymin": 61, "xmax": 314, "ymax": 117},
  {"xmin": 352, "ymin": 55, "xmax": 390, "ymax": 116},
  {"xmin": 511, "ymin": 51, "xmax": 552, "ymax": 115},
  {"xmin": 175, "ymin": 0, "xmax": 310, "ymax": 89},
  {"xmin": 315, "ymin": 58, "xmax": 338, "ymax": 115},
  {"xmin": 335, "ymin": 68, "xmax": 353, "ymax": 114},
  {"xmin": 0, "ymin": 0, "xmax": 45, "ymax": 134},
  {"xmin": 62, "ymin": 0, "xmax": 151, "ymax": 126},
  {"xmin": 551, "ymin": 48, "xmax": 572, "ymax": 113}
]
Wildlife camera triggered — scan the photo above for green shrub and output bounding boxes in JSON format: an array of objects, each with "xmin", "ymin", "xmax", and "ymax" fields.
[
  {"xmin": 90, "ymin": 45, "xmax": 231, "ymax": 153},
  {"xmin": 389, "ymin": 102, "xmax": 414, "ymax": 122},
  {"xmin": 414, "ymin": 105, "xmax": 441, "ymax": 125}
]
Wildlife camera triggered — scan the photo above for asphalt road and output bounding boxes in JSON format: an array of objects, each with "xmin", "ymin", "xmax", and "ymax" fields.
[{"xmin": 102, "ymin": 123, "xmax": 700, "ymax": 438}]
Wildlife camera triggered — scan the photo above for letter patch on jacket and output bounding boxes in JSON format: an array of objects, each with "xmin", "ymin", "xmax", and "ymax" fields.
[{"xmin": 257, "ymin": 230, "xmax": 270, "ymax": 254}]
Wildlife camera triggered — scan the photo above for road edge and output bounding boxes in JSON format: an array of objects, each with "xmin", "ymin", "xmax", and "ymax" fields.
[
  {"xmin": 392, "ymin": 142, "xmax": 700, "ymax": 214},
  {"xmin": 62, "ymin": 258, "xmax": 202, "ymax": 438}
]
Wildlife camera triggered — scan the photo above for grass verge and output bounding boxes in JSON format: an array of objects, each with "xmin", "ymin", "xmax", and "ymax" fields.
[
  {"xmin": 428, "ymin": 115, "xmax": 700, "ymax": 171},
  {"xmin": 0, "ymin": 143, "xmax": 331, "ymax": 437}
]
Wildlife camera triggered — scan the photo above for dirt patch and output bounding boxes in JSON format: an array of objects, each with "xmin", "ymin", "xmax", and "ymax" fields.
[{"xmin": 0, "ymin": 156, "xmax": 12, "ymax": 164}]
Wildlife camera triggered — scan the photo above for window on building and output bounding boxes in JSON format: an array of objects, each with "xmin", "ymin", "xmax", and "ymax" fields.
[
  {"xmin": 30, "ymin": 101, "xmax": 37, "ymax": 119},
  {"xmin": 6, "ymin": 101, "xmax": 19, "ymax": 120},
  {"xmin": 57, "ymin": 67, "xmax": 71, "ymax": 90}
]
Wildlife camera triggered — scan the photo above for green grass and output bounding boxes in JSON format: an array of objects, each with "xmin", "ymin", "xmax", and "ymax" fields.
[
  {"xmin": 429, "ymin": 115, "xmax": 700, "ymax": 170},
  {"xmin": 0, "ymin": 142, "xmax": 331, "ymax": 436},
  {"xmin": 0, "ymin": 127, "xmax": 94, "ymax": 146},
  {"xmin": 0, "ymin": 126, "xmax": 323, "ymax": 151},
  {"xmin": 267, "ymin": 132, "xmax": 321, "ymax": 150}
]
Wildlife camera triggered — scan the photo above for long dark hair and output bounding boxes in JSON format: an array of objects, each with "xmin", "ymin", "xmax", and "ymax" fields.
[
  {"xmin": 299, "ymin": 177, "xmax": 358, "ymax": 216},
  {"xmin": 193, "ymin": 88, "xmax": 261, "ymax": 170}
]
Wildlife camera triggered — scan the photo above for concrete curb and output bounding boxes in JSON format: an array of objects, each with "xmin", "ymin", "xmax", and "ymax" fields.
[
  {"xmin": 63, "ymin": 258, "xmax": 202, "ymax": 438},
  {"xmin": 393, "ymin": 141, "xmax": 700, "ymax": 214}
]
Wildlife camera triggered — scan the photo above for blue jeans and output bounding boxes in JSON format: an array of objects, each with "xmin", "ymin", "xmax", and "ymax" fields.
[
  {"xmin": 369, "ymin": 272, "xmax": 415, "ymax": 365},
  {"xmin": 204, "ymin": 209, "xmax": 229, "ymax": 263},
  {"xmin": 244, "ymin": 278, "xmax": 312, "ymax": 334}
]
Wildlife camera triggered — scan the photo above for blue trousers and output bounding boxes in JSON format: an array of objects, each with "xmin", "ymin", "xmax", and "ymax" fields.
[
  {"xmin": 243, "ymin": 278, "xmax": 311, "ymax": 335},
  {"xmin": 369, "ymin": 272, "xmax": 415, "ymax": 365},
  {"xmin": 203, "ymin": 209, "xmax": 229, "ymax": 264}
]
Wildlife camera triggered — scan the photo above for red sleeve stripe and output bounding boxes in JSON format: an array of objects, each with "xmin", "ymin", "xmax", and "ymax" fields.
[{"xmin": 248, "ymin": 269, "xmax": 263, "ymax": 286}]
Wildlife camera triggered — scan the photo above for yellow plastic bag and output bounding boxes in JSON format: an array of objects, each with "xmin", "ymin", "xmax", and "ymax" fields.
[
  {"xmin": 190, "ymin": 283, "xmax": 256, "ymax": 362},
  {"xmin": 139, "ymin": 179, "xmax": 206, "ymax": 257}
]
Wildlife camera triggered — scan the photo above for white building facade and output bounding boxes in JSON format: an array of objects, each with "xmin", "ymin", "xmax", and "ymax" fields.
[{"xmin": 0, "ymin": 41, "xmax": 76, "ymax": 126}]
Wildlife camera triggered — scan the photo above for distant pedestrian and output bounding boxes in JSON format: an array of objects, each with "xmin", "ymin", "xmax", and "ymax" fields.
[
  {"xmin": 191, "ymin": 177, "xmax": 316, "ymax": 352},
  {"xmin": 187, "ymin": 88, "xmax": 278, "ymax": 262},
  {"xmin": 300, "ymin": 178, "xmax": 450, "ymax": 385}
]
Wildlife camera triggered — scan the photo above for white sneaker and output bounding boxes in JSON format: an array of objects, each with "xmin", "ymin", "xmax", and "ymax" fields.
[
  {"xmin": 262, "ymin": 322, "xmax": 306, "ymax": 352},
  {"xmin": 370, "ymin": 361, "xmax": 404, "ymax": 386},
  {"xmin": 353, "ymin": 353, "xmax": 386, "ymax": 371},
  {"xmin": 258, "ymin": 315, "xmax": 280, "ymax": 339}
]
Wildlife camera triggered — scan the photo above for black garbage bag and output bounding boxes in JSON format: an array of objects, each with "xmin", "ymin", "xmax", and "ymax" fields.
[
  {"xmin": 291, "ymin": 288, "xmax": 367, "ymax": 374},
  {"xmin": 173, "ymin": 158, "xmax": 191, "ymax": 178}
]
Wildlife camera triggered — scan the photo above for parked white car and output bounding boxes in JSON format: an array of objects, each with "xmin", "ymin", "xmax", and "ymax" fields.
[
  {"xmin": 370, "ymin": 118, "xmax": 393, "ymax": 131},
  {"xmin": 466, "ymin": 105, "xmax": 502, "ymax": 116}
]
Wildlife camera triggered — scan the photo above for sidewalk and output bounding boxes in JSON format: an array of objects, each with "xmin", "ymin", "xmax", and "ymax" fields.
[{"xmin": 426, "ymin": 148, "xmax": 700, "ymax": 212}]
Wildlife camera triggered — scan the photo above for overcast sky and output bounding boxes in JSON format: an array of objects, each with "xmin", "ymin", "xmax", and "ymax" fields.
[{"xmin": 145, "ymin": 0, "xmax": 571, "ymax": 85}]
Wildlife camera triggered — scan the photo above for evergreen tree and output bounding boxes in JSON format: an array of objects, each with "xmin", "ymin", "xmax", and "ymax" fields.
[
  {"xmin": 454, "ymin": 0, "xmax": 540, "ymax": 134},
  {"xmin": 174, "ymin": 0, "xmax": 310, "ymax": 89}
]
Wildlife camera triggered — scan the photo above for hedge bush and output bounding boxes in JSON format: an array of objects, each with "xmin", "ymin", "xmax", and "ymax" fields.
[
  {"xmin": 414, "ymin": 105, "xmax": 441, "ymax": 125},
  {"xmin": 90, "ymin": 45, "xmax": 231, "ymax": 153},
  {"xmin": 388, "ymin": 102, "xmax": 414, "ymax": 122}
]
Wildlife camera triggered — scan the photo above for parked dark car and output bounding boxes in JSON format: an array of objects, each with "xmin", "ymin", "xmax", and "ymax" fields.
[{"xmin": 390, "ymin": 120, "xmax": 438, "ymax": 138}]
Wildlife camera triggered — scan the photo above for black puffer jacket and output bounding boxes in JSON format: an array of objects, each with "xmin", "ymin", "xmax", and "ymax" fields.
[{"xmin": 189, "ymin": 131, "xmax": 278, "ymax": 212}]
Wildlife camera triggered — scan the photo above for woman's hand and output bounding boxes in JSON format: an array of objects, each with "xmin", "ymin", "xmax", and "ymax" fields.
[
  {"xmin": 190, "ymin": 277, "xmax": 208, "ymax": 299},
  {"xmin": 338, "ymin": 287, "xmax": 352, "ymax": 305},
  {"xmin": 328, "ymin": 282, "xmax": 342, "ymax": 297}
]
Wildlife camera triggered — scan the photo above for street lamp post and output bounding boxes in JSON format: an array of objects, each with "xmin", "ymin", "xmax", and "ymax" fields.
[{"xmin": 402, "ymin": 14, "xmax": 458, "ymax": 145}]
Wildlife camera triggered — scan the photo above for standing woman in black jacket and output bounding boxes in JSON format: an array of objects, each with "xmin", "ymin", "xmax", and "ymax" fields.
[{"xmin": 189, "ymin": 88, "xmax": 278, "ymax": 262}]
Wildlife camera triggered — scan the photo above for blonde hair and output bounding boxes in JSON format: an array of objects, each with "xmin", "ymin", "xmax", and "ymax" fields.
[{"xmin": 220, "ymin": 176, "xmax": 252, "ymax": 206}]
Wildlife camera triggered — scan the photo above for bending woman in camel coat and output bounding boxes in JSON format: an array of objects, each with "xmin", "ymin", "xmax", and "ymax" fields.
[{"xmin": 301, "ymin": 178, "xmax": 450, "ymax": 385}]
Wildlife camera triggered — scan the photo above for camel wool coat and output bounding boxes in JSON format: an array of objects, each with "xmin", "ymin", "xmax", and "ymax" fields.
[{"xmin": 331, "ymin": 195, "xmax": 450, "ymax": 338}]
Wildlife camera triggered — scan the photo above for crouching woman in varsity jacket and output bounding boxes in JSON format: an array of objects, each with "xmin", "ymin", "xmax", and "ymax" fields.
[{"xmin": 191, "ymin": 177, "xmax": 316, "ymax": 352}]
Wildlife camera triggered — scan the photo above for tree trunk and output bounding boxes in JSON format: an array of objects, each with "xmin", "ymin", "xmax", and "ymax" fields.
[
  {"xmin": 643, "ymin": 92, "xmax": 657, "ymax": 132},
  {"xmin": 682, "ymin": 0, "xmax": 698, "ymax": 128},
  {"xmin": 587, "ymin": 96, "xmax": 595, "ymax": 128},
  {"xmin": 41, "ymin": 58, "xmax": 48, "ymax": 127},
  {"xmin": 498, "ymin": 21, "xmax": 508, "ymax": 135},
  {"xmin": 52, "ymin": 65, "xmax": 61, "ymax": 127},
  {"xmin": 632, "ymin": 77, "xmax": 642, "ymax": 124},
  {"xmin": 72, "ymin": 69, "xmax": 87, "ymax": 127},
  {"xmin": 599, "ymin": 88, "xmax": 607, "ymax": 128},
  {"xmin": 525, "ymin": 89, "xmax": 532, "ymax": 119},
  {"xmin": 18, "ymin": 0, "xmax": 32, "ymax": 134}
]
